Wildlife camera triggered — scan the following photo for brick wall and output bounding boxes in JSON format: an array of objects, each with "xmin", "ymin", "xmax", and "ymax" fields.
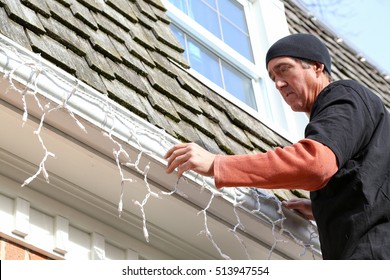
[{"xmin": 0, "ymin": 237, "xmax": 52, "ymax": 260}]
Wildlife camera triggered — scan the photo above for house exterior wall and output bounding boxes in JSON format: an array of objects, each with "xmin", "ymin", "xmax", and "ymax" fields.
[{"xmin": 0, "ymin": 237, "xmax": 51, "ymax": 260}]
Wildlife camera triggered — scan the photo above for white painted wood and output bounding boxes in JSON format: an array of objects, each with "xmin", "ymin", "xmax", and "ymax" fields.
[
  {"xmin": 0, "ymin": 193, "xmax": 14, "ymax": 235},
  {"xmin": 126, "ymin": 248, "xmax": 139, "ymax": 260},
  {"xmin": 53, "ymin": 216, "xmax": 69, "ymax": 255},
  {"xmin": 105, "ymin": 242, "xmax": 125, "ymax": 260},
  {"xmin": 12, "ymin": 197, "xmax": 30, "ymax": 238},
  {"xmin": 67, "ymin": 226, "xmax": 91, "ymax": 260},
  {"xmin": 91, "ymin": 232, "xmax": 105, "ymax": 260},
  {"xmin": 28, "ymin": 208, "xmax": 54, "ymax": 254}
]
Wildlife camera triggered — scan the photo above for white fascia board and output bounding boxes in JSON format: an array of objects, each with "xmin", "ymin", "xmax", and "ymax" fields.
[{"xmin": 0, "ymin": 34, "xmax": 321, "ymax": 258}]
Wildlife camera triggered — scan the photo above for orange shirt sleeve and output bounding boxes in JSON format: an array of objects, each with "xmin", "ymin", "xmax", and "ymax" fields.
[{"xmin": 214, "ymin": 138, "xmax": 338, "ymax": 191}]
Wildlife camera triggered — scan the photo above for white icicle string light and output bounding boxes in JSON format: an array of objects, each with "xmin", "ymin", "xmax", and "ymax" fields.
[
  {"xmin": 161, "ymin": 177, "xmax": 188, "ymax": 198},
  {"xmin": 11, "ymin": 63, "xmax": 87, "ymax": 187},
  {"xmin": 102, "ymin": 111, "xmax": 162, "ymax": 239},
  {"xmin": 0, "ymin": 40, "xmax": 318, "ymax": 259},
  {"xmin": 197, "ymin": 191, "xmax": 231, "ymax": 260},
  {"xmin": 229, "ymin": 189, "xmax": 251, "ymax": 259}
]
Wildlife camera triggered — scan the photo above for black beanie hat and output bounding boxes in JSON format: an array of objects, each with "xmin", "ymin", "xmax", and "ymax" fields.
[{"xmin": 266, "ymin": 33, "xmax": 331, "ymax": 74}]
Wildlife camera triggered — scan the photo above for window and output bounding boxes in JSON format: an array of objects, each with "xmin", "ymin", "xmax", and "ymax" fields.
[
  {"xmin": 163, "ymin": 0, "xmax": 308, "ymax": 141},
  {"xmin": 169, "ymin": 0, "xmax": 254, "ymax": 62},
  {"xmin": 170, "ymin": 24, "xmax": 257, "ymax": 109}
]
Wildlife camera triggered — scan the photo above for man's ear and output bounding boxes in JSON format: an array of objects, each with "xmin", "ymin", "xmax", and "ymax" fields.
[{"xmin": 314, "ymin": 62, "xmax": 325, "ymax": 75}]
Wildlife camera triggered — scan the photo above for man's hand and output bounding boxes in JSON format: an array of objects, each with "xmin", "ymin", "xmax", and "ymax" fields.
[
  {"xmin": 282, "ymin": 198, "xmax": 314, "ymax": 220},
  {"xmin": 164, "ymin": 143, "xmax": 216, "ymax": 178}
]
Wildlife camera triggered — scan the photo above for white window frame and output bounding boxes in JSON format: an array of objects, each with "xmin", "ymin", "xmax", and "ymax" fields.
[{"xmin": 163, "ymin": 0, "xmax": 308, "ymax": 142}]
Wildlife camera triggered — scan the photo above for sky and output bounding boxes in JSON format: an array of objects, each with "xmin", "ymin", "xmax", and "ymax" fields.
[{"xmin": 295, "ymin": 0, "xmax": 390, "ymax": 76}]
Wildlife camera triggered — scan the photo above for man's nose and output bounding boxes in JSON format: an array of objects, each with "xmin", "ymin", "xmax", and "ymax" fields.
[{"xmin": 275, "ymin": 78, "xmax": 287, "ymax": 90}]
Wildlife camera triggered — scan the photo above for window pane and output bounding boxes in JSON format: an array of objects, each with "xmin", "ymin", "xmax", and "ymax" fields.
[
  {"xmin": 189, "ymin": 0, "xmax": 221, "ymax": 38},
  {"xmin": 222, "ymin": 62, "xmax": 257, "ymax": 110},
  {"xmin": 169, "ymin": 0, "xmax": 188, "ymax": 13},
  {"xmin": 221, "ymin": 17, "xmax": 253, "ymax": 62},
  {"xmin": 219, "ymin": 0, "xmax": 246, "ymax": 30},
  {"xmin": 202, "ymin": 0, "xmax": 217, "ymax": 9},
  {"xmin": 187, "ymin": 37, "xmax": 223, "ymax": 88},
  {"xmin": 170, "ymin": 25, "xmax": 186, "ymax": 55},
  {"xmin": 219, "ymin": 0, "xmax": 253, "ymax": 61},
  {"xmin": 168, "ymin": 0, "xmax": 254, "ymax": 62}
]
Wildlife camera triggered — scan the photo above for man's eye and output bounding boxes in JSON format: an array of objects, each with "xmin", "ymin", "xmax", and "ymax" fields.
[{"xmin": 280, "ymin": 66, "xmax": 289, "ymax": 72}]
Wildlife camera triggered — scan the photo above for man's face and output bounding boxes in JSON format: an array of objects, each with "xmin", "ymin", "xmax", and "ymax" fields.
[{"xmin": 267, "ymin": 56, "xmax": 319, "ymax": 113}]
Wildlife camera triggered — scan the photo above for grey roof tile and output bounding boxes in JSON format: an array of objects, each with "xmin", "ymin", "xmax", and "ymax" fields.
[
  {"xmin": 174, "ymin": 120, "xmax": 203, "ymax": 144},
  {"xmin": 106, "ymin": 58, "xmax": 148, "ymax": 96},
  {"xmin": 129, "ymin": 21, "xmax": 157, "ymax": 50},
  {"xmin": 244, "ymin": 131, "xmax": 273, "ymax": 153},
  {"xmin": 102, "ymin": 77, "xmax": 149, "ymax": 119},
  {"xmin": 92, "ymin": 11, "xmax": 128, "ymax": 43},
  {"xmin": 0, "ymin": 8, "xmax": 31, "ymax": 50},
  {"xmin": 146, "ymin": 85, "xmax": 181, "ymax": 122},
  {"xmin": 147, "ymin": 49, "xmax": 180, "ymax": 78},
  {"xmin": 87, "ymin": 27, "xmax": 122, "ymax": 63},
  {"xmin": 197, "ymin": 97, "xmax": 219, "ymax": 123},
  {"xmin": 155, "ymin": 40, "xmax": 188, "ymax": 68},
  {"xmin": 217, "ymin": 135, "xmax": 247, "ymax": 155},
  {"xmin": 3, "ymin": 0, "xmax": 45, "ymax": 35},
  {"xmin": 21, "ymin": 0, "xmax": 50, "ymax": 18},
  {"xmin": 97, "ymin": 4, "xmax": 132, "ymax": 33},
  {"xmin": 84, "ymin": 43, "xmax": 116, "ymax": 80},
  {"xmin": 27, "ymin": 30, "xmax": 77, "ymax": 75},
  {"xmin": 46, "ymin": 0, "xmax": 89, "ymax": 39},
  {"xmin": 219, "ymin": 99, "xmax": 281, "ymax": 147},
  {"xmin": 75, "ymin": 0, "xmax": 103, "ymax": 13},
  {"xmin": 135, "ymin": 0, "xmax": 158, "ymax": 21},
  {"xmin": 69, "ymin": 0, "xmax": 98, "ymax": 30},
  {"xmin": 196, "ymin": 130, "xmax": 223, "ymax": 154},
  {"xmin": 211, "ymin": 106, "xmax": 254, "ymax": 150},
  {"xmin": 109, "ymin": 34, "xmax": 148, "ymax": 76},
  {"xmin": 133, "ymin": 9, "xmax": 156, "ymax": 30},
  {"xmin": 142, "ymin": 101, "xmax": 177, "ymax": 137},
  {"xmin": 176, "ymin": 72, "xmax": 206, "ymax": 98},
  {"xmin": 171, "ymin": 101, "xmax": 206, "ymax": 131},
  {"xmin": 71, "ymin": 54, "xmax": 107, "ymax": 95},
  {"xmin": 151, "ymin": 20, "xmax": 183, "ymax": 52},
  {"xmin": 144, "ymin": 0, "xmax": 166, "ymax": 11},
  {"xmin": 199, "ymin": 86, "xmax": 228, "ymax": 113},
  {"xmin": 124, "ymin": 34, "xmax": 156, "ymax": 68},
  {"xmin": 55, "ymin": 0, "xmax": 72, "ymax": 7},
  {"xmin": 105, "ymin": 0, "xmax": 138, "ymax": 23},
  {"xmin": 151, "ymin": 4, "xmax": 170, "ymax": 24},
  {"xmin": 38, "ymin": 14, "xmax": 87, "ymax": 56},
  {"xmin": 145, "ymin": 64, "xmax": 202, "ymax": 114},
  {"xmin": 204, "ymin": 118, "xmax": 245, "ymax": 155}
]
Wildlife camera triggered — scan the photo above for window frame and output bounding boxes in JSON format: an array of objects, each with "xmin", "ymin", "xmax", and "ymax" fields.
[{"xmin": 163, "ymin": 0, "xmax": 308, "ymax": 142}]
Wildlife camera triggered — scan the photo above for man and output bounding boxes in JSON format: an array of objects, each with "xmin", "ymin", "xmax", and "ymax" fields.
[{"xmin": 165, "ymin": 34, "xmax": 390, "ymax": 259}]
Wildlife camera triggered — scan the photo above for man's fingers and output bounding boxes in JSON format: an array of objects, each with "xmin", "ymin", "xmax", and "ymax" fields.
[
  {"xmin": 282, "ymin": 199, "xmax": 314, "ymax": 220},
  {"xmin": 283, "ymin": 200, "xmax": 303, "ymax": 209},
  {"xmin": 165, "ymin": 146, "xmax": 191, "ymax": 175},
  {"xmin": 164, "ymin": 143, "xmax": 187, "ymax": 159},
  {"xmin": 164, "ymin": 142, "xmax": 215, "ymax": 178}
]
